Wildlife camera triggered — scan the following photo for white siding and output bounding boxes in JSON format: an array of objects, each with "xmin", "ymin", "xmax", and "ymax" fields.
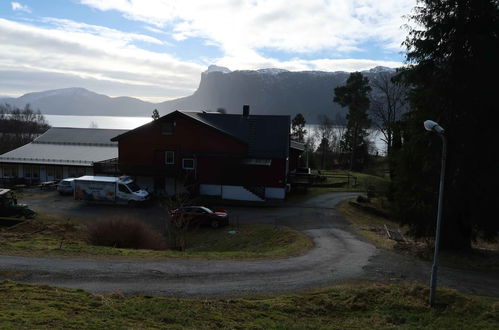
[
  {"xmin": 265, "ymin": 187, "xmax": 286, "ymax": 199},
  {"xmin": 222, "ymin": 185, "xmax": 264, "ymax": 202},
  {"xmin": 199, "ymin": 184, "xmax": 222, "ymax": 196}
]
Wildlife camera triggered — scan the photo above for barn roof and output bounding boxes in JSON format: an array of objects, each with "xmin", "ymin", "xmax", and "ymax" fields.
[{"xmin": 0, "ymin": 127, "xmax": 126, "ymax": 166}]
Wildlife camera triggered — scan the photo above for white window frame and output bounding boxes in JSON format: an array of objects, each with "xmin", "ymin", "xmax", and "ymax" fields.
[
  {"xmin": 182, "ymin": 158, "xmax": 195, "ymax": 170},
  {"xmin": 165, "ymin": 151, "xmax": 175, "ymax": 164}
]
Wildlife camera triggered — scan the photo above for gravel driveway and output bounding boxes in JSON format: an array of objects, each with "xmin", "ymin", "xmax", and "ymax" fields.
[{"xmin": 1, "ymin": 191, "xmax": 498, "ymax": 298}]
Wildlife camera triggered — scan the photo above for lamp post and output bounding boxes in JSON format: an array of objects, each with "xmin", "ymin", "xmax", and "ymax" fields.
[{"xmin": 424, "ymin": 120, "xmax": 447, "ymax": 308}]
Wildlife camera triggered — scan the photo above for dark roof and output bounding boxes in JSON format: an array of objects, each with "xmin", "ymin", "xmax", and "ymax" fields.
[
  {"xmin": 182, "ymin": 112, "xmax": 290, "ymax": 158},
  {"xmin": 34, "ymin": 127, "xmax": 127, "ymax": 146},
  {"xmin": 111, "ymin": 111, "xmax": 291, "ymax": 158}
]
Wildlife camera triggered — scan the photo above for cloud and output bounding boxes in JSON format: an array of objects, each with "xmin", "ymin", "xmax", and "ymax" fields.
[
  {"xmin": 0, "ymin": 18, "xmax": 204, "ymax": 101},
  {"xmin": 79, "ymin": 0, "xmax": 415, "ymax": 56},
  {"xmin": 11, "ymin": 2, "xmax": 31, "ymax": 13},
  {"xmin": 0, "ymin": 6, "xmax": 406, "ymax": 102}
]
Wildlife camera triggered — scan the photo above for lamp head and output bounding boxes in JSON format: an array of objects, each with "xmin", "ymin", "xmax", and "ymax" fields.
[{"xmin": 424, "ymin": 120, "xmax": 444, "ymax": 134}]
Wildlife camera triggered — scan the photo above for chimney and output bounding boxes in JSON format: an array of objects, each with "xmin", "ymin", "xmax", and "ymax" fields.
[{"xmin": 243, "ymin": 104, "xmax": 250, "ymax": 117}]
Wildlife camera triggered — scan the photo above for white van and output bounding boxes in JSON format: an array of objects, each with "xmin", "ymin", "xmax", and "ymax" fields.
[{"xmin": 74, "ymin": 176, "xmax": 150, "ymax": 205}]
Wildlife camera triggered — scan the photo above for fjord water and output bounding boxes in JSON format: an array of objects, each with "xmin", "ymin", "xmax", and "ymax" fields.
[
  {"xmin": 45, "ymin": 115, "xmax": 386, "ymax": 154},
  {"xmin": 45, "ymin": 115, "xmax": 152, "ymax": 129}
]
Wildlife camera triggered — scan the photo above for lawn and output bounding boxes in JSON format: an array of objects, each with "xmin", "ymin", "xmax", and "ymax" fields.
[
  {"xmin": 0, "ymin": 281, "xmax": 497, "ymax": 329},
  {"xmin": 286, "ymin": 169, "xmax": 389, "ymax": 204},
  {"xmin": 0, "ymin": 216, "xmax": 313, "ymax": 260}
]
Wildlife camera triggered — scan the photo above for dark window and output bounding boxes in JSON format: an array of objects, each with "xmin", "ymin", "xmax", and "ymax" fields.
[
  {"xmin": 118, "ymin": 184, "xmax": 130, "ymax": 193},
  {"xmin": 46, "ymin": 166, "xmax": 54, "ymax": 178},
  {"xmin": 55, "ymin": 167, "xmax": 63, "ymax": 180},
  {"xmin": 32, "ymin": 166, "xmax": 39, "ymax": 178},
  {"xmin": 126, "ymin": 182, "xmax": 140, "ymax": 192},
  {"xmin": 182, "ymin": 158, "xmax": 195, "ymax": 170},
  {"xmin": 161, "ymin": 121, "xmax": 174, "ymax": 135},
  {"xmin": 24, "ymin": 166, "xmax": 31, "ymax": 178},
  {"xmin": 165, "ymin": 151, "xmax": 175, "ymax": 164}
]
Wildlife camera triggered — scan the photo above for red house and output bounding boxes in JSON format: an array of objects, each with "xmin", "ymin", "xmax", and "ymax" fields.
[{"xmin": 111, "ymin": 106, "xmax": 303, "ymax": 201}]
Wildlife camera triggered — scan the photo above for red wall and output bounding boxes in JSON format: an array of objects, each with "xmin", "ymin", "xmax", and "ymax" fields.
[
  {"xmin": 118, "ymin": 113, "xmax": 287, "ymax": 188},
  {"xmin": 119, "ymin": 114, "xmax": 247, "ymax": 165}
]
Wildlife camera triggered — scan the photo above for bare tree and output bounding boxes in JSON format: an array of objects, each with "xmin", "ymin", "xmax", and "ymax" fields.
[
  {"xmin": 369, "ymin": 72, "xmax": 408, "ymax": 157},
  {"xmin": 161, "ymin": 193, "xmax": 193, "ymax": 251}
]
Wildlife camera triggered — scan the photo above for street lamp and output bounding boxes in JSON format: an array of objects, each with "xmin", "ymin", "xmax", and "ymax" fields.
[{"xmin": 424, "ymin": 120, "xmax": 447, "ymax": 308}]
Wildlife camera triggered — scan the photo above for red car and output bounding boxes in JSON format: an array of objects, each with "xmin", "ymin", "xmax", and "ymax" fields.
[{"xmin": 169, "ymin": 206, "xmax": 229, "ymax": 228}]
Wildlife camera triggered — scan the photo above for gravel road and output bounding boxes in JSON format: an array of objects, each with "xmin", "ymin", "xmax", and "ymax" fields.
[{"xmin": 1, "ymin": 191, "xmax": 498, "ymax": 298}]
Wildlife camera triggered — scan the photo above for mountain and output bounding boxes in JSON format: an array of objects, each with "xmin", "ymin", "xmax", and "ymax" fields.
[
  {"xmin": 1, "ymin": 66, "xmax": 397, "ymax": 123},
  {"xmin": 156, "ymin": 65, "xmax": 397, "ymax": 123},
  {"xmin": 0, "ymin": 87, "xmax": 154, "ymax": 117}
]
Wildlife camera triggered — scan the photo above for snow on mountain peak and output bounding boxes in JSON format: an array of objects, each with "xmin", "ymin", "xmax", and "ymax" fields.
[
  {"xmin": 364, "ymin": 66, "xmax": 396, "ymax": 73},
  {"xmin": 203, "ymin": 65, "xmax": 232, "ymax": 74},
  {"xmin": 256, "ymin": 68, "xmax": 289, "ymax": 75}
]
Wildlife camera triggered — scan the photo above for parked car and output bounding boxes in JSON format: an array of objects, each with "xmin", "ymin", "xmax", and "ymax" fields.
[
  {"xmin": 169, "ymin": 206, "xmax": 229, "ymax": 228},
  {"xmin": 57, "ymin": 178, "xmax": 76, "ymax": 195},
  {"xmin": 0, "ymin": 188, "xmax": 36, "ymax": 219}
]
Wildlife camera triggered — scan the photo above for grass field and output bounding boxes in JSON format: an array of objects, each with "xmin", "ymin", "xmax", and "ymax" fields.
[
  {"xmin": 0, "ymin": 281, "xmax": 497, "ymax": 329},
  {"xmin": 287, "ymin": 169, "xmax": 389, "ymax": 204},
  {"xmin": 0, "ymin": 216, "xmax": 313, "ymax": 260}
]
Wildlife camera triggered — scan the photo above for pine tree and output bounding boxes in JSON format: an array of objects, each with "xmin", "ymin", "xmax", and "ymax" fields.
[
  {"xmin": 151, "ymin": 109, "xmax": 160, "ymax": 120},
  {"xmin": 291, "ymin": 113, "xmax": 307, "ymax": 143},
  {"xmin": 393, "ymin": 0, "xmax": 499, "ymax": 249},
  {"xmin": 333, "ymin": 72, "xmax": 371, "ymax": 170}
]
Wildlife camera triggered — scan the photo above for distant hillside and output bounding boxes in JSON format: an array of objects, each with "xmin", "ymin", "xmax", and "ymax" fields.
[
  {"xmin": 157, "ymin": 66, "xmax": 396, "ymax": 123},
  {"xmin": 0, "ymin": 87, "xmax": 154, "ymax": 117},
  {"xmin": 1, "ymin": 66, "xmax": 397, "ymax": 123}
]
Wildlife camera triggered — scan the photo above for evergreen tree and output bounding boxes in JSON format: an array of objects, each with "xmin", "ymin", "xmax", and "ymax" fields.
[
  {"xmin": 333, "ymin": 72, "xmax": 371, "ymax": 170},
  {"xmin": 151, "ymin": 109, "xmax": 160, "ymax": 120},
  {"xmin": 393, "ymin": 0, "xmax": 499, "ymax": 249},
  {"xmin": 291, "ymin": 113, "xmax": 307, "ymax": 143}
]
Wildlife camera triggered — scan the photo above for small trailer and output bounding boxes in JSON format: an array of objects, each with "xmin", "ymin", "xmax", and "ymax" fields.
[{"xmin": 74, "ymin": 176, "xmax": 150, "ymax": 205}]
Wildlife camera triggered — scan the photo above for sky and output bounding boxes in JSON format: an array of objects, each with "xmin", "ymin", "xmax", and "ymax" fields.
[{"xmin": 0, "ymin": 0, "xmax": 416, "ymax": 102}]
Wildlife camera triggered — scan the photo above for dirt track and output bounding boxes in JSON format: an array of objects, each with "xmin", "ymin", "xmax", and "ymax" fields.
[{"xmin": 1, "ymin": 191, "xmax": 498, "ymax": 298}]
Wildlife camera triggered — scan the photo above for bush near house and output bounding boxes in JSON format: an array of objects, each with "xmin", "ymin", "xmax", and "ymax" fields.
[{"xmin": 86, "ymin": 216, "xmax": 168, "ymax": 250}]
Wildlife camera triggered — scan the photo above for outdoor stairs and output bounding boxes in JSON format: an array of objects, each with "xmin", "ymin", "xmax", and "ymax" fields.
[{"xmin": 243, "ymin": 185, "xmax": 266, "ymax": 201}]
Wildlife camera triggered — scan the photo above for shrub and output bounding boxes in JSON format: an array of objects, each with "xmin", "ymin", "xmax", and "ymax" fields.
[{"xmin": 86, "ymin": 216, "xmax": 167, "ymax": 250}]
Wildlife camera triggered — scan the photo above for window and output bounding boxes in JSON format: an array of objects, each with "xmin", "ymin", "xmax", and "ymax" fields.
[
  {"xmin": 55, "ymin": 167, "xmax": 63, "ymax": 180},
  {"xmin": 2, "ymin": 165, "xmax": 17, "ymax": 177},
  {"xmin": 118, "ymin": 184, "xmax": 130, "ymax": 194},
  {"xmin": 46, "ymin": 166, "xmax": 54, "ymax": 178},
  {"xmin": 182, "ymin": 158, "xmax": 195, "ymax": 170},
  {"xmin": 161, "ymin": 121, "xmax": 174, "ymax": 135},
  {"xmin": 24, "ymin": 165, "xmax": 31, "ymax": 178},
  {"xmin": 165, "ymin": 151, "xmax": 175, "ymax": 164},
  {"xmin": 32, "ymin": 166, "xmax": 39, "ymax": 178}
]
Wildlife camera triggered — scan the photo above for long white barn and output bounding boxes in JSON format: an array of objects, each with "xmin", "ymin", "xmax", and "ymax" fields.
[{"xmin": 0, "ymin": 127, "xmax": 126, "ymax": 183}]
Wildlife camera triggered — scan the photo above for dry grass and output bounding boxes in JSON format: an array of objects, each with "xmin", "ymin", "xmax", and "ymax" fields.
[
  {"xmin": 0, "ymin": 281, "xmax": 497, "ymax": 329},
  {"xmin": 0, "ymin": 217, "xmax": 313, "ymax": 260}
]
